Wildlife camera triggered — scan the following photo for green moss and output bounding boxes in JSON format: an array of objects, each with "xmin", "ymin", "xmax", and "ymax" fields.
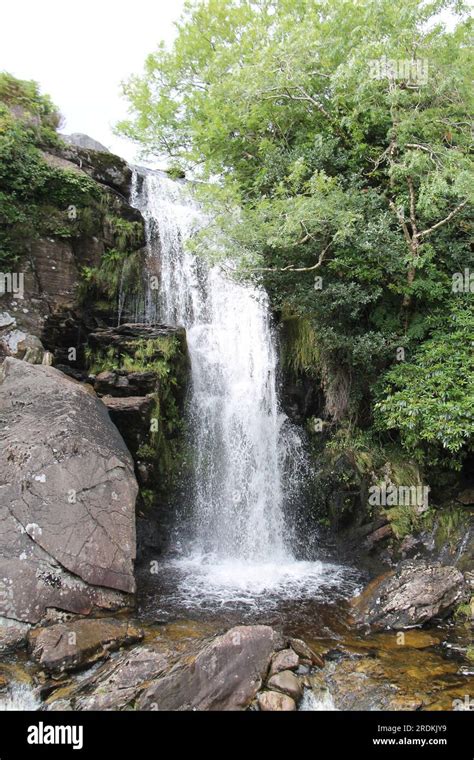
[
  {"xmin": 78, "ymin": 247, "xmax": 145, "ymax": 303},
  {"xmin": 281, "ymin": 309, "xmax": 319, "ymax": 376},
  {"xmin": 384, "ymin": 505, "xmax": 431, "ymax": 540},
  {"xmin": 139, "ymin": 489, "xmax": 156, "ymax": 511},
  {"xmin": 435, "ymin": 506, "xmax": 468, "ymax": 550},
  {"xmin": 86, "ymin": 333, "xmax": 188, "ymax": 503},
  {"xmin": 105, "ymin": 216, "xmax": 143, "ymax": 251},
  {"xmin": 454, "ymin": 599, "xmax": 473, "ymax": 623}
]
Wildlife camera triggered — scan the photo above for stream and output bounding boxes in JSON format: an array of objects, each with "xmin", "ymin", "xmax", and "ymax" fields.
[{"xmin": 1, "ymin": 170, "xmax": 471, "ymax": 712}]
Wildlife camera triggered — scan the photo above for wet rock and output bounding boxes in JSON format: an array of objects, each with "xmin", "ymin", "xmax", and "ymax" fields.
[
  {"xmin": 351, "ymin": 561, "xmax": 466, "ymax": 630},
  {"xmin": 0, "ymin": 358, "xmax": 138, "ymax": 623},
  {"xmin": 269, "ymin": 647, "xmax": 299, "ymax": 676},
  {"xmin": 63, "ymin": 645, "xmax": 172, "ymax": 710},
  {"xmin": 258, "ymin": 690, "xmax": 296, "ymax": 711},
  {"xmin": 288, "ymin": 637, "xmax": 324, "ymax": 667},
  {"xmin": 137, "ymin": 625, "xmax": 281, "ymax": 711},
  {"xmin": 364, "ymin": 523, "xmax": 393, "ymax": 550},
  {"xmin": 323, "ymin": 657, "xmax": 406, "ymax": 710},
  {"xmin": 102, "ymin": 395, "xmax": 154, "ymax": 458},
  {"xmin": 266, "ymin": 670, "xmax": 302, "ymax": 701},
  {"xmin": 29, "ymin": 618, "xmax": 144, "ymax": 673},
  {"xmin": 0, "ymin": 619, "xmax": 30, "ymax": 654}
]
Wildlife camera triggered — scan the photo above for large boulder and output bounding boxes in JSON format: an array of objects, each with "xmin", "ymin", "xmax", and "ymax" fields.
[
  {"xmin": 137, "ymin": 625, "xmax": 281, "ymax": 711},
  {"xmin": 46, "ymin": 645, "xmax": 173, "ymax": 711},
  {"xmin": 0, "ymin": 358, "xmax": 138, "ymax": 623},
  {"xmin": 351, "ymin": 561, "xmax": 465, "ymax": 630},
  {"xmin": 29, "ymin": 618, "xmax": 144, "ymax": 673}
]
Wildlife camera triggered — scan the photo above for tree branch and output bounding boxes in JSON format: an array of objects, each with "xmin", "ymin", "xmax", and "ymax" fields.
[
  {"xmin": 417, "ymin": 200, "xmax": 468, "ymax": 239},
  {"xmin": 407, "ymin": 177, "xmax": 418, "ymax": 238},
  {"xmin": 243, "ymin": 242, "xmax": 332, "ymax": 273},
  {"xmin": 388, "ymin": 199, "xmax": 414, "ymax": 250},
  {"xmin": 405, "ymin": 143, "xmax": 442, "ymax": 167}
]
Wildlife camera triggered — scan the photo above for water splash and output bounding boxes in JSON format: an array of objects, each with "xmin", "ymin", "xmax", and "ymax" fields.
[
  {"xmin": 299, "ymin": 688, "xmax": 338, "ymax": 711},
  {"xmin": 0, "ymin": 682, "xmax": 41, "ymax": 711},
  {"xmin": 132, "ymin": 169, "xmax": 355, "ymax": 599}
]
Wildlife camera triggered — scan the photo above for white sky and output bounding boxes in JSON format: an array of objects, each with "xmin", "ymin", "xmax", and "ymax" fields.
[
  {"xmin": 0, "ymin": 2, "xmax": 468, "ymax": 164},
  {"xmin": 0, "ymin": 0, "xmax": 184, "ymax": 163}
]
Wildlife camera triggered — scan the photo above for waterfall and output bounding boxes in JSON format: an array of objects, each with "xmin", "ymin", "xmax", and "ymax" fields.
[
  {"xmin": 130, "ymin": 169, "xmax": 358, "ymax": 605},
  {"xmin": 132, "ymin": 170, "xmax": 302, "ymax": 562}
]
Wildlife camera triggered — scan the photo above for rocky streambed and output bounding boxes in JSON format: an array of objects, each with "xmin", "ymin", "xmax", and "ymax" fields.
[{"xmin": 0, "ymin": 558, "xmax": 472, "ymax": 712}]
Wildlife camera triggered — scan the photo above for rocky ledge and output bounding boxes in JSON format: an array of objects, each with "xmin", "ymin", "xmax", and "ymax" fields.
[{"xmin": 351, "ymin": 560, "xmax": 467, "ymax": 630}]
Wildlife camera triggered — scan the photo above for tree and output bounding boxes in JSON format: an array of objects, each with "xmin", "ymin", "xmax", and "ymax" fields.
[{"xmin": 118, "ymin": 0, "xmax": 473, "ymax": 463}]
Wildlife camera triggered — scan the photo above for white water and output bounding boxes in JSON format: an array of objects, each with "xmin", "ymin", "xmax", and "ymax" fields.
[
  {"xmin": 299, "ymin": 688, "xmax": 338, "ymax": 711},
  {"xmin": 131, "ymin": 170, "xmax": 356, "ymax": 601},
  {"xmin": 0, "ymin": 682, "xmax": 40, "ymax": 711}
]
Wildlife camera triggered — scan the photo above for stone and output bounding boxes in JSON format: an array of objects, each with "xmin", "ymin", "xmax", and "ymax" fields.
[
  {"xmin": 0, "ymin": 358, "xmax": 138, "ymax": 623},
  {"xmin": 351, "ymin": 561, "xmax": 466, "ymax": 630},
  {"xmin": 0, "ymin": 312, "xmax": 16, "ymax": 328},
  {"xmin": 0, "ymin": 619, "xmax": 30, "ymax": 654},
  {"xmin": 29, "ymin": 619, "xmax": 143, "ymax": 673},
  {"xmin": 288, "ymin": 637, "xmax": 324, "ymax": 667},
  {"xmin": 137, "ymin": 625, "xmax": 280, "ymax": 711},
  {"xmin": 457, "ymin": 488, "xmax": 474, "ymax": 506},
  {"xmin": 266, "ymin": 670, "xmax": 302, "ymax": 701},
  {"xmin": 102, "ymin": 395, "xmax": 154, "ymax": 458},
  {"xmin": 365, "ymin": 523, "xmax": 393, "ymax": 549},
  {"xmin": 269, "ymin": 647, "xmax": 299, "ymax": 676},
  {"xmin": 62, "ymin": 134, "xmax": 111, "ymax": 153},
  {"xmin": 60, "ymin": 645, "xmax": 172, "ymax": 710},
  {"xmin": 258, "ymin": 690, "xmax": 296, "ymax": 711},
  {"xmin": 50, "ymin": 143, "xmax": 132, "ymax": 197},
  {"xmin": 21, "ymin": 334, "xmax": 45, "ymax": 364}
]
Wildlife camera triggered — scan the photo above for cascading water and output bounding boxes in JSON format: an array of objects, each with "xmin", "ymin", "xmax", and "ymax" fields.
[{"xmin": 131, "ymin": 170, "xmax": 359, "ymax": 609}]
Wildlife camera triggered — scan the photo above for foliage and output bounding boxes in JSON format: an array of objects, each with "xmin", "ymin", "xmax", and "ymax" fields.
[
  {"xmin": 375, "ymin": 300, "xmax": 474, "ymax": 466},
  {"xmin": 435, "ymin": 504, "xmax": 468, "ymax": 547},
  {"xmin": 0, "ymin": 74, "xmax": 102, "ymax": 268},
  {"xmin": 85, "ymin": 334, "xmax": 188, "ymax": 501},
  {"xmin": 119, "ymin": 0, "xmax": 473, "ymax": 473}
]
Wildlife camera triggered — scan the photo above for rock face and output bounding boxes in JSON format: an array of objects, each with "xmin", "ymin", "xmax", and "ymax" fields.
[
  {"xmin": 62, "ymin": 133, "xmax": 110, "ymax": 153},
  {"xmin": 0, "ymin": 358, "xmax": 138, "ymax": 623},
  {"xmin": 87, "ymin": 323, "xmax": 189, "ymax": 507},
  {"xmin": 137, "ymin": 625, "xmax": 281, "ymax": 711},
  {"xmin": 0, "ymin": 619, "xmax": 30, "ymax": 654},
  {"xmin": 49, "ymin": 142, "xmax": 131, "ymax": 197},
  {"xmin": 29, "ymin": 618, "xmax": 144, "ymax": 673},
  {"xmin": 351, "ymin": 561, "xmax": 466, "ymax": 630}
]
